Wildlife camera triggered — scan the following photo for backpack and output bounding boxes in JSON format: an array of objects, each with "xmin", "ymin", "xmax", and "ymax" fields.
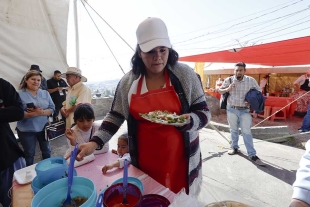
[{"xmin": 219, "ymin": 77, "xmax": 232, "ymax": 109}]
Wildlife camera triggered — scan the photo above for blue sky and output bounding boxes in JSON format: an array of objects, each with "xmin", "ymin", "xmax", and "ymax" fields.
[{"xmin": 66, "ymin": 0, "xmax": 310, "ymax": 82}]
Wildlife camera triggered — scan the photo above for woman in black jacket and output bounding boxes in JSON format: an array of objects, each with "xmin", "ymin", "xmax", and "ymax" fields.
[{"xmin": 0, "ymin": 78, "xmax": 26, "ymax": 207}]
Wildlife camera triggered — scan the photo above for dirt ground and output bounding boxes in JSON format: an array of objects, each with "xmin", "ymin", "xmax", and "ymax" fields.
[{"xmin": 211, "ymin": 111, "xmax": 309, "ymax": 149}]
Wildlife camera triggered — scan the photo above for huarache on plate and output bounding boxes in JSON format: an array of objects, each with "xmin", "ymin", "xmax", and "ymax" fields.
[{"xmin": 139, "ymin": 110, "xmax": 190, "ymax": 126}]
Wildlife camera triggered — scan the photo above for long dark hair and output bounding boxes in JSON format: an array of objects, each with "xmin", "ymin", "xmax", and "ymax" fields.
[
  {"xmin": 73, "ymin": 103, "xmax": 95, "ymax": 121},
  {"xmin": 131, "ymin": 45, "xmax": 179, "ymax": 75}
]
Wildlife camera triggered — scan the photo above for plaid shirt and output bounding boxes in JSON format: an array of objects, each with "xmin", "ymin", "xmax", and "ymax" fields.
[{"xmin": 221, "ymin": 75, "xmax": 261, "ymax": 107}]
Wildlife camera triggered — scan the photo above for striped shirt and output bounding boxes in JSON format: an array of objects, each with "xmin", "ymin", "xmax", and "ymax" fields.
[{"xmin": 221, "ymin": 75, "xmax": 261, "ymax": 107}]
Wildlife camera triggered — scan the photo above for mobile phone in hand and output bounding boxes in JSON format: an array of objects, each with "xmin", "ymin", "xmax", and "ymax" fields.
[{"xmin": 26, "ymin": 103, "xmax": 35, "ymax": 108}]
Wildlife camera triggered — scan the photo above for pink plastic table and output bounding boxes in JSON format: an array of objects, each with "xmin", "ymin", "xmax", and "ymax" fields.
[{"xmin": 12, "ymin": 152, "xmax": 176, "ymax": 207}]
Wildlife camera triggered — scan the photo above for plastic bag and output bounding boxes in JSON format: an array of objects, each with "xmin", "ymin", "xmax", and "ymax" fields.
[
  {"xmin": 66, "ymin": 153, "xmax": 95, "ymax": 167},
  {"xmin": 169, "ymin": 188, "xmax": 205, "ymax": 207}
]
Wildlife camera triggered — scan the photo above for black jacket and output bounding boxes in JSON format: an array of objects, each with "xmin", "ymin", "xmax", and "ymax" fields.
[
  {"xmin": 0, "ymin": 78, "xmax": 25, "ymax": 171},
  {"xmin": 245, "ymin": 89, "xmax": 266, "ymax": 113}
]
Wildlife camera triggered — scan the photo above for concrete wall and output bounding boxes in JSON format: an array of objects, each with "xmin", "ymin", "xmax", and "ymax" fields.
[{"xmin": 91, "ymin": 97, "xmax": 114, "ymax": 117}]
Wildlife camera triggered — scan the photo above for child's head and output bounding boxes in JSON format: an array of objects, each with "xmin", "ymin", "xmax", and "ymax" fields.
[
  {"xmin": 117, "ymin": 132, "xmax": 129, "ymax": 156},
  {"xmin": 73, "ymin": 104, "xmax": 95, "ymax": 132}
]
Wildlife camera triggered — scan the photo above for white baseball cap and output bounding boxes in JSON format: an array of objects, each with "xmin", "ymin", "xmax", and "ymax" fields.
[
  {"xmin": 61, "ymin": 67, "xmax": 87, "ymax": 82},
  {"xmin": 136, "ymin": 17, "xmax": 172, "ymax": 53}
]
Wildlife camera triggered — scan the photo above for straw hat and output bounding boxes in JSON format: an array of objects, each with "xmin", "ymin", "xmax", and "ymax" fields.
[{"xmin": 61, "ymin": 67, "xmax": 87, "ymax": 82}]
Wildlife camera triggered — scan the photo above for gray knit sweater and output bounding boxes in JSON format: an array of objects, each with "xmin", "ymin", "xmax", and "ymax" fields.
[{"xmin": 93, "ymin": 62, "xmax": 211, "ymax": 195}]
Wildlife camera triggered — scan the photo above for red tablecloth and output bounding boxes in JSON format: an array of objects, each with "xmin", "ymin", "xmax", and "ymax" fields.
[
  {"xmin": 12, "ymin": 152, "xmax": 176, "ymax": 207},
  {"xmin": 205, "ymin": 91, "xmax": 221, "ymax": 100}
]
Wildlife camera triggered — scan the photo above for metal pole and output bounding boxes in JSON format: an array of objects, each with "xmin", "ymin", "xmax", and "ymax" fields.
[
  {"xmin": 73, "ymin": 0, "xmax": 80, "ymax": 68},
  {"xmin": 208, "ymin": 123, "xmax": 231, "ymax": 144}
]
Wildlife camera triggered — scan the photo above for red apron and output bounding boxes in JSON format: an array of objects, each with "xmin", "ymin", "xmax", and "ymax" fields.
[{"xmin": 129, "ymin": 70, "xmax": 188, "ymax": 193}]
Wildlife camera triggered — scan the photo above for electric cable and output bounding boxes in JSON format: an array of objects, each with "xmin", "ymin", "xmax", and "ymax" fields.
[
  {"xmin": 174, "ymin": 7, "xmax": 310, "ymax": 46},
  {"xmin": 82, "ymin": 0, "xmax": 135, "ymax": 52},
  {"xmin": 80, "ymin": 0, "xmax": 126, "ymax": 75},
  {"xmin": 171, "ymin": 0, "xmax": 302, "ymax": 38}
]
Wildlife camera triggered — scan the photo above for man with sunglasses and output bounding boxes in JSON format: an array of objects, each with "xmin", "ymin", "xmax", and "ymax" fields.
[{"xmin": 219, "ymin": 62, "xmax": 265, "ymax": 166}]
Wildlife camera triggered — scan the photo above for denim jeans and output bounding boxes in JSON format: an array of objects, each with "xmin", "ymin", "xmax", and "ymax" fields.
[
  {"xmin": 0, "ymin": 157, "xmax": 25, "ymax": 207},
  {"xmin": 227, "ymin": 106, "xmax": 256, "ymax": 157},
  {"xmin": 16, "ymin": 129, "xmax": 51, "ymax": 166},
  {"xmin": 301, "ymin": 105, "xmax": 310, "ymax": 132}
]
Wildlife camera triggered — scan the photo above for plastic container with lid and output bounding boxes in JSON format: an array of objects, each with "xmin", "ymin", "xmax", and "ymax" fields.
[
  {"xmin": 31, "ymin": 165, "xmax": 77, "ymax": 194},
  {"xmin": 35, "ymin": 157, "xmax": 67, "ymax": 175}
]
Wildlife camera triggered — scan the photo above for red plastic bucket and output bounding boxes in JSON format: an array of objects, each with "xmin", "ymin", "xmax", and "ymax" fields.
[
  {"xmin": 139, "ymin": 194, "xmax": 170, "ymax": 207},
  {"xmin": 103, "ymin": 183, "xmax": 142, "ymax": 207}
]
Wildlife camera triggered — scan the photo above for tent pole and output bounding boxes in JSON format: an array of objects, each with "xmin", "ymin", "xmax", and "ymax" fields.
[
  {"xmin": 74, "ymin": 0, "xmax": 80, "ymax": 68},
  {"xmin": 267, "ymin": 73, "xmax": 270, "ymax": 94}
]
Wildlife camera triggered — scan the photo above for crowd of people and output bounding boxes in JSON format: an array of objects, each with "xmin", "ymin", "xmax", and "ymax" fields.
[{"xmin": 1, "ymin": 16, "xmax": 310, "ymax": 207}]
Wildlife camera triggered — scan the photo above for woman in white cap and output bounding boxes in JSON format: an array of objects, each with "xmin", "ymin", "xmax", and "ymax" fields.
[{"xmin": 76, "ymin": 17, "xmax": 211, "ymax": 196}]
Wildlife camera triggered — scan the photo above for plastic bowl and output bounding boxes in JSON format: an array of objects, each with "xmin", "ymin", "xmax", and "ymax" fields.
[
  {"xmin": 100, "ymin": 177, "xmax": 144, "ymax": 196},
  {"xmin": 103, "ymin": 183, "xmax": 142, "ymax": 207},
  {"xmin": 139, "ymin": 194, "xmax": 170, "ymax": 207},
  {"xmin": 31, "ymin": 166, "xmax": 77, "ymax": 194},
  {"xmin": 31, "ymin": 176, "xmax": 96, "ymax": 207},
  {"xmin": 111, "ymin": 177, "xmax": 144, "ymax": 194},
  {"xmin": 35, "ymin": 157, "xmax": 67, "ymax": 175}
]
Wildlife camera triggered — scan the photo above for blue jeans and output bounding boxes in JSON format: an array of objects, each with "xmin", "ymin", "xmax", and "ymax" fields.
[
  {"xmin": 0, "ymin": 157, "xmax": 25, "ymax": 207},
  {"xmin": 227, "ymin": 106, "xmax": 256, "ymax": 157},
  {"xmin": 16, "ymin": 129, "xmax": 51, "ymax": 166},
  {"xmin": 301, "ymin": 105, "xmax": 310, "ymax": 132}
]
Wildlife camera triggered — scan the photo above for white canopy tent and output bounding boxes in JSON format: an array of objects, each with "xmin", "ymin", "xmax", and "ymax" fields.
[{"xmin": 0, "ymin": 0, "xmax": 70, "ymax": 88}]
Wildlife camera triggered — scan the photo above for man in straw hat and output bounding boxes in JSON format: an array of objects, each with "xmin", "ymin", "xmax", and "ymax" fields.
[{"xmin": 60, "ymin": 67, "xmax": 91, "ymax": 128}]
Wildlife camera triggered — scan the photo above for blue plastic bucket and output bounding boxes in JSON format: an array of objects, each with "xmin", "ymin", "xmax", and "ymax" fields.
[
  {"xmin": 31, "ymin": 166, "xmax": 77, "ymax": 194},
  {"xmin": 31, "ymin": 176, "xmax": 96, "ymax": 207},
  {"xmin": 35, "ymin": 157, "xmax": 67, "ymax": 175}
]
